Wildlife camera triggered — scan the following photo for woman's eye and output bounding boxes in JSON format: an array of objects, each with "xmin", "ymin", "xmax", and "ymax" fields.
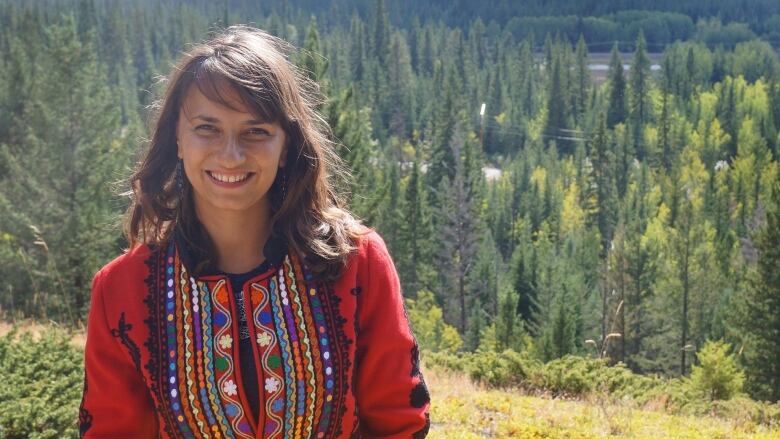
[
  {"xmin": 195, "ymin": 124, "xmax": 217, "ymax": 133},
  {"xmin": 246, "ymin": 128, "xmax": 269, "ymax": 136}
]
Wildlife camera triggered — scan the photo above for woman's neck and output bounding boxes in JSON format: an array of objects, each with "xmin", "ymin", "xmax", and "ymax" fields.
[{"xmin": 194, "ymin": 200, "xmax": 271, "ymax": 274}]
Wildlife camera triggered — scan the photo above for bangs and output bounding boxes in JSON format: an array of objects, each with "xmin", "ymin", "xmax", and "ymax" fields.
[{"xmin": 185, "ymin": 56, "xmax": 287, "ymax": 124}]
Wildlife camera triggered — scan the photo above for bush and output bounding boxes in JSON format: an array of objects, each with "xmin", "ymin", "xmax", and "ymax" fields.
[
  {"xmin": 0, "ymin": 327, "xmax": 83, "ymax": 439},
  {"xmin": 467, "ymin": 350, "xmax": 539, "ymax": 388},
  {"xmin": 710, "ymin": 396, "xmax": 780, "ymax": 427},
  {"xmin": 406, "ymin": 290, "xmax": 463, "ymax": 353},
  {"xmin": 688, "ymin": 340, "xmax": 745, "ymax": 402}
]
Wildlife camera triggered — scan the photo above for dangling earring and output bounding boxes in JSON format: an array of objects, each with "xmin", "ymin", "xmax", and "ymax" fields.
[
  {"xmin": 280, "ymin": 167, "xmax": 287, "ymax": 204},
  {"xmin": 175, "ymin": 158, "xmax": 184, "ymax": 197},
  {"xmin": 282, "ymin": 168, "xmax": 287, "ymax": 203}
]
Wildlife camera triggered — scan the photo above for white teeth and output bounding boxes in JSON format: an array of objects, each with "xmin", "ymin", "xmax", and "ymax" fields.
[{"xmin": 210, "ymin": 172, "xmax": 248, "ymax": 183}]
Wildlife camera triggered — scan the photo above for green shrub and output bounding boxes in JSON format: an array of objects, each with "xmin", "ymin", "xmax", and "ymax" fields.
[
  {"xmin": 0, "ymin": 327, "xmax": 83, "ymax": 439},
  {"xmin": 710, "ymin": 396, "xmax": 780, "ymax": 427},
  {"xmin": 406, "ymin": 290, "xmax": 463, "ymax": 353},
  {"xmin": 422, "ymin": 350, "xmax": 470, "ymax": 372},
  {"xmin": 687, "ymin": 339, "xmax": 745, "ymax": 402},
  {"xmin": 466, "ymin": 349, "xmax": 539, "ymax": 388}
]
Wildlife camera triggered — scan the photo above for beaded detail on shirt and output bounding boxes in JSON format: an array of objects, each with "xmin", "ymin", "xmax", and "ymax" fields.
[{"xmin": 142, "ymin": 240, "xmax": 352, "ymax": 438}]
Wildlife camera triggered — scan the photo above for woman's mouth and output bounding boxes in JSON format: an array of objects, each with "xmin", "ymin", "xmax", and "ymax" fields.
[{"xmin": 206, "ymin": 170, "xmax": 254, "ymax": 187}]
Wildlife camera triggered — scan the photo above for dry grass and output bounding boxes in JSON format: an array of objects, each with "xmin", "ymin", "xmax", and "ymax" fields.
[
  {"xmin": 2, "ymin": 322, "xmax": 777, "ymax": 438},
  {"xmin": 0, "ymin": 319, "xmax": 86, "ymax": 348},
  {"xmin": 424, "ymin": 365, "xmax": 780, "ymax": 438}
]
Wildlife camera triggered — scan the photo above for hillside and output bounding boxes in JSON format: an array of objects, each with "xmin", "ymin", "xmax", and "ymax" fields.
[{"xmin": 425, "ymin": 366, "xmax": 780, "ymax": 438}]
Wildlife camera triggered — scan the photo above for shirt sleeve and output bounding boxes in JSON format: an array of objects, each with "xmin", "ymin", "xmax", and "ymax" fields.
[
  {"xmin": 354, "ymin": 231, "xmax": 431, "ymax": 438},
  {"xmin": 79, "ymin": 269, "xmax": 159, "ymax": 438}
]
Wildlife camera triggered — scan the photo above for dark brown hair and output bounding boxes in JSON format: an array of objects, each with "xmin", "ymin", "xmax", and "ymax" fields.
[{"xmin": 124, "ymin": 26, "xmax": 364, "ymax": 280}]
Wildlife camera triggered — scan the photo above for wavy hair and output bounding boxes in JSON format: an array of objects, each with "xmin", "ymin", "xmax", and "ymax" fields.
[{"xmin": 124, "ymin": 26, "xmax": 363, "ymax": 280}]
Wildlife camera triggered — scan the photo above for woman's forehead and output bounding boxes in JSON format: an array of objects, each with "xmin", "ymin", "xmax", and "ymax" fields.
[{"xmin": 181, "ymin": 73, "xmax": 281, "ymax": 123}]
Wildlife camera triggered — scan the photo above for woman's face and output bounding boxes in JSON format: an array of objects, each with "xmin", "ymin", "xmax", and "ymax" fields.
[{"xmin": 176, "ymin": 83, "xmax": 287, "ymax": 218}]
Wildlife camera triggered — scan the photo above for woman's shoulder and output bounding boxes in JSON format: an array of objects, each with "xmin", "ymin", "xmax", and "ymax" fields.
[
  {"xmin": 93, "ymin": 243, "xmax": 157, "ymax": 291},
  {"xmin": 352, "ymin": 225, "xmax": 391, "ymax": 260},
  {"xmin": 342, "ymin": 225, "xmax": 396, "ymax": 277}
]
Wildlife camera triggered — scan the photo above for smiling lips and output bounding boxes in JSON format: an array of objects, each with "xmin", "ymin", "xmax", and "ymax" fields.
[{"xmin": 206, "ymin": 170, "xmax": 254, "ymax": 187}]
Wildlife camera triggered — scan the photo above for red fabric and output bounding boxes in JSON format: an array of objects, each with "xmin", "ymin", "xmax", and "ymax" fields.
[{"xmin": 79, "ymin": 229, "xmax": 430, "ymax": 438}]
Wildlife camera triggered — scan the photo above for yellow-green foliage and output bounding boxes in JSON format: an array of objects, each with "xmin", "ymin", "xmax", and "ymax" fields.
[{"xmin": 406, "ymin": 290, "xmax": 463, "ymax": 353}]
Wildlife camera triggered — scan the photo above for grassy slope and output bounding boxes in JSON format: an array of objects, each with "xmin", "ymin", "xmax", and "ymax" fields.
[
  {"xmin": 3, "ymin": 322, "xmax": 778, "ymax": 438},
  {"xmin": 424, "ymin": 366, "xmax": 780, "ymax": 439}
]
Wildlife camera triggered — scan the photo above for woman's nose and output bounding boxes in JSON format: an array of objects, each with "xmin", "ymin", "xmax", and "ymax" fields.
[{"xmin": 217, "ymin": 135, "xmax": 245, "ymax": 164}]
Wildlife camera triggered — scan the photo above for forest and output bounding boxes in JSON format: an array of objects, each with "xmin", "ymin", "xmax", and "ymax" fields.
[{"xmin": 0, "ymin": 0, "xmax": 779, "ymax": 436}]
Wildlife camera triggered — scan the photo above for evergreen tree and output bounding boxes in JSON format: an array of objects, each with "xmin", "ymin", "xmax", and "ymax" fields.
[
  {"xmin": 348, "ymin": 13, "xmax": 365, "ymax": 82},
  {"xmin": 301, "ymin": 16, "xmax": 328, "ymax": 84},
  {"xmin": 371, "ymin": 0, "xmax": 390, "ymax": 67},
  {"xmin": 540, "ymin": 284, "xmax": 577, "ymax": 361},
  {"xmin": 735, "ymin": 179, "xmax": 780, "ymax": 401},
  {"xmin": 387, "ymin": 31, "xmax": 414, "ymax": 138},
  {"xmin": 435, "ymin": 124, "xmax": 483, "ymax": 334},
  {"xmin": 426, "ymin": 61, "xmax": 458, "ymax": 190},
  {"xmin": 544, "ymin": 54, "xmax": 572, "ymax": 154},
  {"xmin": 607, "ymin": 43, "xmax": 627, "ymax": 128},
  {"xmin": 0, "ymin": 15, "xmax": 131, "ymax": 320},
  {"xmin": 587, "ymin": 114, "xmax": 618, "ymax": 256},
  {"xmin": 660, "ymin": 55, "xmax": 674, "ymax": 171},
  {"xmin": 629, "ymin": 31, "xmax": 651, "ymax": 159},
  {"xmin": 509, "ymin": 240, "xmax": 539, "ymax": 335},
  {"xmin": 398, "ymin": 158, "xmax": 434, "ymax": 297},
  {"xmin": 574, "ymin": 34, "xmax": 590, "ymax": 124}
]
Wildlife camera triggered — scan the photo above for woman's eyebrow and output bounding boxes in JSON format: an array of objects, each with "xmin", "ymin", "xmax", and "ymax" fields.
[
  {"xmin": 243, "ymin": 118, "xmax": 270, "ymax": 125},
  {"xmin": 191, "ymin": 114, "xmax": 220, "ymax": 123},
  {"xmin": 190, "ymin": 114, "xmax": 269, "ymax": 125}
]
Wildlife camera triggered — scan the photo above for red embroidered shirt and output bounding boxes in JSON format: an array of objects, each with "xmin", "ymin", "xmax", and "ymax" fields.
[{"xmin": 79, "ymin": 229, "xmax": 430, "ymax": 438}]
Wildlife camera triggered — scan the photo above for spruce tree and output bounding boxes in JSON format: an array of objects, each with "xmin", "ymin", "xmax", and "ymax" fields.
[
  {"xmin": 629, "ymin": 31, "xmax": 651, "ymax": 159},
  {"xmin": 737, "ymin": 179, "xmax": 780, "ymax": 401},
  {"xmin": 435, "ymin": 124, "xmax": 482, "ymax": 334},
  {"xmin": 606, "ymin": 43, "xmax": 627, "ymax": 128},
  {"xmin": 574, "ymin": 34, "xmax": 590, "ymax": 124},
  {"xmin": 588, "ymin": 114, "xmax": 618, "ymax": 256}
]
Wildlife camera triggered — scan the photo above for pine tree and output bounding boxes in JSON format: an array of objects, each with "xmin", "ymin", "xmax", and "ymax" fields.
[
  {"xmin": 660, "ymin": 55, "xmax": 674, "ymax": 171},
  {"xmin": 736, "ymin": 179, "xmax": 780, "ymax": 401},
  {"xmin": 371, "ymin": 0, "xmax": 390, "ymax": 67},
  {"xmin": 0, "ymin": 15, "xmax": 131, "ymax": 320},
  {"xmin": 607, "ymin": 43, "xmax": 627, "ymax": 129},
  {"xmin": 387, "ymin": 31, "xmax": 414, "ymax": 138},
  {"xmin": 435, "ymin": 124, "xmax": 483, "ymax": 334},
  {"xmin": 509, "ymin": 240, "xmax": 539, "ymax": 335},
  {"xmin": 574, "ymin": 34, "xmax": 590, "ymax": 124},
  {"xmin": 426, "ymin": 61, "xmax": 458, "ymax": 190},
  {"xmin": 588, "ymin": 114, "xmax": 618, "ymax": 256},
  {"xmin": 540, "ymin": 284, "xmax": 577, "ymax": 361},
  {"xmin": 544, "ymin": 52, "xmax": 572, "ymax": 154},
  {"xmin": 623, "ymin": 163, "xmax": 660, "ymax": 371},
  {"xmin": 629, "ymin": 31, "xmax": 651, "ymax": 159},
  {"xmin": 348, "ymin": 13, "xmax": 365, "ymax": 82},
  {"xmin": 301, "ymin": 16, "xmax": 328, "ymax": 84},
  {"xmin": 398, "ymin": 158, "xmax": 434, "ymax": 297}
]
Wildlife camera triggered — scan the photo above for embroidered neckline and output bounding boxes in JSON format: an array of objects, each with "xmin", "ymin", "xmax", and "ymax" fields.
[{"xmin": 143, "ymin": 236, "xmax": 352, "ymax": 438}]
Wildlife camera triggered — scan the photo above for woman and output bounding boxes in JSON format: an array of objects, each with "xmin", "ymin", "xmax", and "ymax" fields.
[{"xmin": 79, "ymin": 26, "xmax": 430, "ymax": 439}]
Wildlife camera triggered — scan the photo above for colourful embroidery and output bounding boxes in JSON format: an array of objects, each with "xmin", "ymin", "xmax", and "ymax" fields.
[{"xmin": 142, "ymin": 240, "xmax": 352, "ymax": 438}]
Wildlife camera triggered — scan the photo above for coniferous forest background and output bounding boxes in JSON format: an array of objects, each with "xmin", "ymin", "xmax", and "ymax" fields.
[{"xmin": 1, "ymin": 0, "xmax": 780, "ymax": 435}]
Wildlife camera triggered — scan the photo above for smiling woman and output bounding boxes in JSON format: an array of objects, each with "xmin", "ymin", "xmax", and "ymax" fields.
[
  {"xmin": 177, "ymin": 85, "xmax": 287, "ymax": 208},
  {"xmin": 78, "ymin": 26, "xmax": 430, "ymax": 439}
]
